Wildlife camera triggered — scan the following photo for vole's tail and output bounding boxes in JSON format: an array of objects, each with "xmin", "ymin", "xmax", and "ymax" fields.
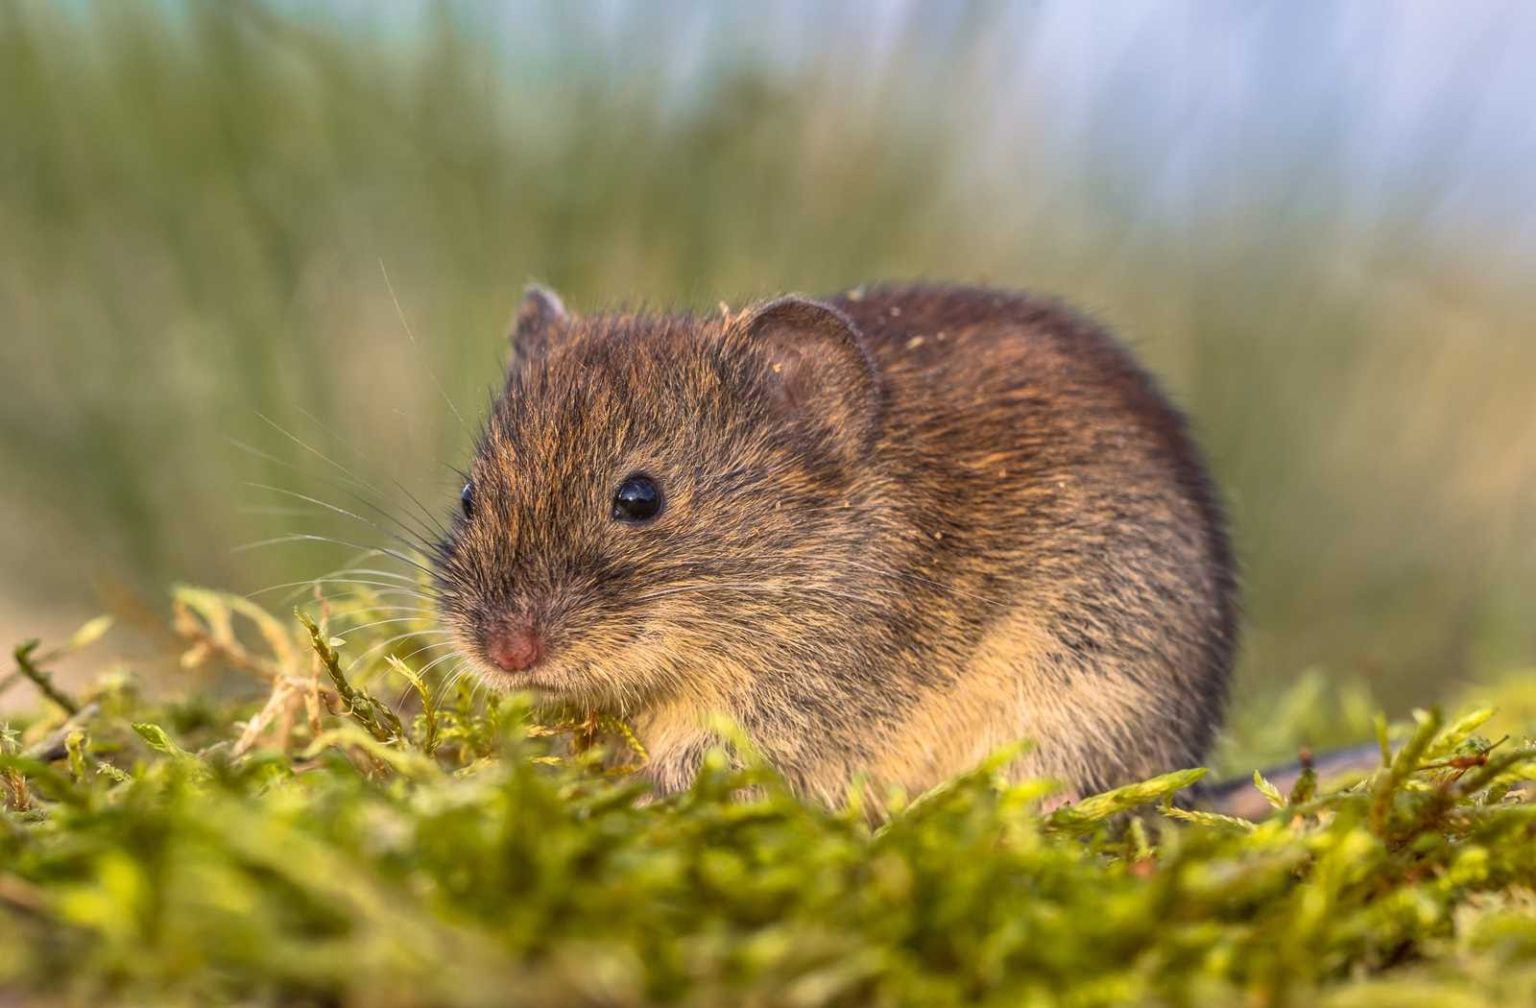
[{"xmin": 1197, "ymin": 743, "xmax": 1386, "ymax": 819}]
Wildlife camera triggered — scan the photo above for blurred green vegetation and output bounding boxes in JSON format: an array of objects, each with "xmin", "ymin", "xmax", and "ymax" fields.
[{"xmin": 0, "ymin": 1, "xmax": 1532, "ymax": 740}]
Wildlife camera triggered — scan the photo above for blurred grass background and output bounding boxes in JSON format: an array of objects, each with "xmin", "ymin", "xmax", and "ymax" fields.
[{"xmin": 1, "ymin": 1, "xmax": 1532, "ymax": 744}]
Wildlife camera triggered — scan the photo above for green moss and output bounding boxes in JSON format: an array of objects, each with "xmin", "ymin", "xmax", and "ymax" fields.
[{"xmin": 1, "ymin": 590, "xmax": 1534, "ymax": 1007}]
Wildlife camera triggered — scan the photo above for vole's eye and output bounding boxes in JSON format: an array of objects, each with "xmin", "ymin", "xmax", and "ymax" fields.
[
  {"xmin": 612, "ymin": 474, "xmax": 663, "ymax": 524},
  {"xmin": 460, "ymin": 482, "xmax": 475, "ymax": 519}
]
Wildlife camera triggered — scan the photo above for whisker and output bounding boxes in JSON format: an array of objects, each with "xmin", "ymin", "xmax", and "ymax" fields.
[
  {"xmin": 321, "ymin": 611, "xmax": 442, "ymax": 626},
  {"xmin": 439, "ymin": 666, "xmax": 468, "ymax": 699},
  {"xmin": 242, "ymin": 482, "xmax": 440, "ymax": 561},
  {"xmin": 395, "ymin": 639, "xmax": 458, "ymax": 664},
  {"xmin": 280, "ymin": 580, "xmax": 434, "ymax": 613},
  {"xmin": 414, "ymin": 650, "xmax": 462, "ymax": 681},
  {"xmin": 254, "ymin": 549, "xmax": 404, "ymax": 607},
  {"xmin": 242, "ymin": 505, "xmax": 327, "ymax": 517},
  {"xmin": 278, "ymin": 561, "xmax": 432, "ymax": 602},
  {"xmin": 252, "ymin": 413, "xmax": 385, "ymax": 497},
  {"xmin": 438, "ymin": 665, "xmax": 480, "ymax": 711},
  {"xmin": 379, "ymin": 259, "xmax": 468, "ymax": 434},
  {"xmin": 290, "ymin": 403, "xmax": 452, "ymax": 545},
  {"xmin": 248, "ymin": 578, "xmax": 432, "ymax": 602},
  {"xmin": 233, "ymin": 533, "xmax": 437, "ymax": 579},
  {"xmin": 334, "ymin": 614, "xmax": 440, "ymax": 637},
  {"xmin": 251, "ymin": 412, "xmax": 454, "ymax": 551},
  {"xmin": 325, "ymin": 604, "xmax": 438, "ymax": 619},
  {"xmin": 231, "ymin": 436, "xmax": 448, "ymax": 552},
  {"xmin": 344, "ymin": 628, "xmax": 455, "ymax": 672},
  {"xmin": 323, "ymin": 565, "xmax": 430, "ymax": 585},
  {"xmin": 317, "ymin": 593, "xmax": 438, "ymax": 616}
]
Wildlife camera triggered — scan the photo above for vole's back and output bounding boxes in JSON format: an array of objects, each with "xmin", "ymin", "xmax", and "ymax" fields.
[{"xmin": 824, "ymin": 285, "xmax": 1236, "ymax": 798}]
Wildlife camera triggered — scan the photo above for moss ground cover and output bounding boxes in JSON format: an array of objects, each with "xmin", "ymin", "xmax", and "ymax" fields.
[{"xmin": 2, "ymin": 588, "xmax": 1533, "ymax": 1007}]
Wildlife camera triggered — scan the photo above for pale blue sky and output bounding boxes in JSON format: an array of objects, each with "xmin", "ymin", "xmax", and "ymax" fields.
[{"xmin": 267, "ymin": 1, "xmax": 1536, "ymax": 262}]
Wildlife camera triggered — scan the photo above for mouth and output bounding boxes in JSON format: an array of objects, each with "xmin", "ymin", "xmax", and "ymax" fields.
[
  {"xmin": 473, "ymin": 660, "xmax": 564, "ymax": 694},
  {"xmin": 455, "ymin": 618, "xmax": 663, "ymax": 712}
]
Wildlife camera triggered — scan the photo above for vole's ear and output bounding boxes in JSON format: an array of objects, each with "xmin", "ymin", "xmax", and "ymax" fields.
[
  {"xmin": 508, "ymin": 284, "xmax": 569, "ymax": 370},
  {"xmin": 729, "ymin": 296, "xmax": 882, "ymax": 460}
]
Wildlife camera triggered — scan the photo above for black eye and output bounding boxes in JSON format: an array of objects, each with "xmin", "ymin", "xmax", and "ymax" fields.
[
  {"xmin": 460, "ymin": 482, "xmax": 475, "ymax": 519},
  {"xmin": 611, "ymin": 474, "xmax": 663, "ymax": 523}
]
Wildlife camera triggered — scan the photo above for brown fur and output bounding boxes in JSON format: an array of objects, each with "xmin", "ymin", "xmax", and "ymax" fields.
[{"xmin": 433, "ymin": 283, "xmax": 1238, "ymax": 806}]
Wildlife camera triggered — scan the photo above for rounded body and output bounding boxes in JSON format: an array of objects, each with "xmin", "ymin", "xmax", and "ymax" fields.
[{"xmin": 435, "ymin": 283, "xmax": 1237, "ymax": 805}]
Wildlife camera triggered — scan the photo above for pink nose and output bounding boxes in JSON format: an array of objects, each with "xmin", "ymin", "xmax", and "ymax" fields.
[{"xmin": 488, "ymin": 623, "xmax": 543, "ymax": 673}]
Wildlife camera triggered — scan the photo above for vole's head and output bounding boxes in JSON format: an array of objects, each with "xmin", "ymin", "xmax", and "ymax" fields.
[{"xmin": 433, "ymin": 287, "xmax": 885, "ymax": 712}]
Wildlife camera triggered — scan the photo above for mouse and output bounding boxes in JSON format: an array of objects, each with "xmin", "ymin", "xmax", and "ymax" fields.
[{"xmin": 432, "ymin": 282, "xmax": 1237, "ymax": 809}]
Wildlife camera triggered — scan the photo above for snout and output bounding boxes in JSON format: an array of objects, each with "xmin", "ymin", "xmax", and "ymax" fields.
[{"xmin": 486, "ymin": 617, "xmax": 544, "ymax": 673}]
